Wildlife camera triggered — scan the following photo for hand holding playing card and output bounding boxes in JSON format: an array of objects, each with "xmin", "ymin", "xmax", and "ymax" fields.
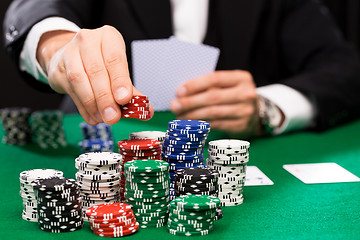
[{"xmin": 170, "ymin": 70, "xmax": 262, "ymax": 137}]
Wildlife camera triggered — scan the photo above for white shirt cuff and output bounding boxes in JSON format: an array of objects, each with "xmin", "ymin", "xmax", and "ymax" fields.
[
  {"xmin": 19, "ymin": 17, "xmax": 80, "ymax": 85},
  {"xmin": 256, "ymin": 84, "xmax": 316, "ymax": 135}
]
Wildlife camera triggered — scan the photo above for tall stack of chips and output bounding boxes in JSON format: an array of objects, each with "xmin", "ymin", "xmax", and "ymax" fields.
[
  {"xmin": 74, "ymin": 152, "xmax": 123, "ymax": 218},
  {"xmin": 118, "ymin": 139, "xmax": 162, "ymax": 200},
  {"xmin": 33, "ymin": 177, "xmax": 83, "ymax": 233},
  {"xmin": 167, "ymin": 195, "xmax": 220, "ymax": 236},
  {"xmin": 129, "ymin": 131, "xmax": 166, "ymax": 144},
  {"xmin": 19, "ymin": 169, "xmax": 64, "ymax": 222},
  {"xmin": 174, "ymin": 168, "xmax": 223, "ymax": 220},
  {"xmin": 0, "ymin": 107, "xmax": 32, "ymax": 145},
  {"xmin": 124, "ymin": 160, "xmax": 170, "ymax": 228},
  {"xmin": 121, "ymin": 95, "xmax": 151, "ymax": 120},
  {"xmin": 79, "ymin": 122, "xmax": 114, "ymax": 153},
  {"xmin": 162, "ymin": 120, "xmax": 210, "ymax": 200},
  {"xmin": 31, "ymin": 110, "xmax": 67, "ymax": 149},
  {"xmin": 206, "ymin": 139, "xmax": 250, "ymax": 206},
  {"xmin": 86, "ymin": 203, "xmax": 139, "ymax": 237}
]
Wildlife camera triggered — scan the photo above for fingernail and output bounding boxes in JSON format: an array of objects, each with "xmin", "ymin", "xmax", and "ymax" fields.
[
  {"xmin": 103, "ymin": 107, "xmax": 117, "ymax": 122},
  {"xmin": 177, "ymin": 86, "xmax": 187, "ymax": 96},
  {"xmin": 88, "ymin": 117, "xmax": 97, "ymax": 125},
  {"xmin": 96, "ymin": 112, "xmax": 102, "ymax": 122},
  {"xmin": 171, "ymin": 100, "xmax": 182, "ymax": 112},
  {"xmin": 115, "ymin": 87, "xmax": 130, "ymax": 101}
]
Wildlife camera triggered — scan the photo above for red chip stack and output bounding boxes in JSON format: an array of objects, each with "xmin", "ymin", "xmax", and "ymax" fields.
[
  {"xmin": 117, "ymin": 139, "xmax": 162, "ymax": 200},
  {"xmin": 86, "ymin": 203, "xmax": 139, "ymax": 237},
  {"xmin": 120, "ymin": 95, "xmax": 151, "ymax": 120}
]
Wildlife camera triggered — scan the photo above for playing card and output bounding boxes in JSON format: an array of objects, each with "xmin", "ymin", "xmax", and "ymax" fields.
[
  {"xmin": 283, "ymin": 163, "xmax": 360, "ymax": 184},
  {"xmin": 132, "ymin": 37, "xmax": 220, "ymax": 111},
  {"xmin": 245, "ymin": 166, "xmax": 274, "ymax": 186}
]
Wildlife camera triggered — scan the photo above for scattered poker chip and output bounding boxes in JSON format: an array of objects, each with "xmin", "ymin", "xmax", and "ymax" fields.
[
  {"xmin": 31, "ymin": 110, "xmax": 67, "ymax": 149},
  {"xmin": 206, "ymin": 139, "xmax": 250, "ymax": 206},
  {"xmin": 0, "ymin": 107, "xmax": 32, "ymax": 145}
]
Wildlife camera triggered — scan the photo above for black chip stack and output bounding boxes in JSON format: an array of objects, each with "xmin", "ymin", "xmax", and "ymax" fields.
[
  {"xmin": 0, "ymin": 107, "xmax": 31, "ymax": 145},
  {"xmin": 174, "ymin": 168, "xmax": 223, "ymax": 220},
  {"xmin": 33, "ymin": 177, "xmax": 83, "ymax": 233},
  {"xmin": 31, "ymin": 110, "xmax": 67, "ymax": 149}
]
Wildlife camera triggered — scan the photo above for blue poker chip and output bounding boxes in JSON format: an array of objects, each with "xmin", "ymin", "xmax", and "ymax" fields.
[
  {"xmin": 166, "ymin": 131, "xmax": 209, "ymax": 138},
  {"xmin": 168, "ymin": 120, "xmax": 210, "ymax": 130},
  {"xmin": 162, "ymin": 153, "xmax": 203, "ymax": 161},
  {"xmin": 168, "ymin": 128, "xmax": 210, "ymax": 134},
  {"xmin": 80, "ymin": 122, "xmax": 113, "ymax": 141},
  {"xmin": 163, "ymin": 139, "xmax": 205, "ymax": 148},
  {"xmin": 78, "ymin": 139, "xmax": 114, "ymax": 153},
  {"xmin": 163, "ymin": 147, "xmax": 203, "ymax": 155},
  {"xmin": 165, "ymin": 158, "xmax": 204, "ymax": 165},
  {"xmin": 165, "ymin": 134, "xmax": 207, "ymax": 142}
]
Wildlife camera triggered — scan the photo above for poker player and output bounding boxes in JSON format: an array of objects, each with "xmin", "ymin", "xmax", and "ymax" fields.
[{"xmin": 3, "ymin": 0, "xmax": 360, "ymax": 138}]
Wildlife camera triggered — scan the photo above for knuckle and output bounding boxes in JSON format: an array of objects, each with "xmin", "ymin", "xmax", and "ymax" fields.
[
  {"xmin": 105, "ymin": 55, "xmax": 122, "ymax": 68},
  {"xmin": 96, "ymin": 89, "xmax": 112, "ymax": 102},
  {"xmin": 82, "ymin": 96, "xmax": 96, "ymax": 108},
  {"xmin": 76, "ymin": 29, "xmax": 91, "ymax": 41},
  {"xmin": 86, "ymin": 63, "xmax": 106, "ymax": 76},
  {"xmin": 67, "ymin": 71, "xmax": 83, "ymax": 84}
]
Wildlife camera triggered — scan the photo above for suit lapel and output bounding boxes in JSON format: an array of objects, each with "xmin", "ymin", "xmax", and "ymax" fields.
[
  {"xmin": 216, "ymin": 0, "xmax": 264, "ymax": 70},
  {"xmin": 126, "ymin": 0, "xmax": 172, "ymax": 39}
]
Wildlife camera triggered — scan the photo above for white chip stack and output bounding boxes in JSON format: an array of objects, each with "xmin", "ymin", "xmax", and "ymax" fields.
[
  {"xmin": 74, "ymin": 152, "xmax": 123, "ymax": 220},
  {"xmin": 129, "ymin": 131, "xmax": 166, "ymax": 143},
  {"xmin": 19, "ymin": 169, "xmax": 64, "ymax": 222},
  {"xmin": 206, "ymin": 139, "xmax": 250, "ymax": 206}
]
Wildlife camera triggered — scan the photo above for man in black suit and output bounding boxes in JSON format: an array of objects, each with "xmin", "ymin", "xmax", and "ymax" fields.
[{"xmin": 3, "ymin": 0, "xmax": 360, "ymax": 138}]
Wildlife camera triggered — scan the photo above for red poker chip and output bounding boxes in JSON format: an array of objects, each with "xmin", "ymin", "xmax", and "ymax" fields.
[
  {"xmin": 121, "ymin": 110, "xmax": 150, "ymax": 115},
  {"xmin": 118, "ymin": 139, "xmax": 160, "ymax": 150},
  {"xmin": 119, "ymin": 147, "xmax": 161, "ymax": 153},
  {"xmin": 130, "ymin": 95, "xmax": 148, "ymax": 100},
  {"xmin": 123, "ymin": 102, "xmax": 150, "ymax": 107},
  {"xmin": 121, "ymin": 106, "xmax": 150, "ymax": 111},
  {"xmin": 89, "ymin": 214, "xmax": 136, "ymax": 226},
  {"xmin": 122, "ymin": 155, "xmax": 160, "ymax": 160},
  {"xmin": 86, "ymin": 203, "xmax": 132, "ymax": 219},
  {"xmin": 121, "ymin": 114, "xmax": 152, "ymax": 120},
  {"xmin": 92, "ymin": 221, "xmax": 139, "ymax": 237},
  {"xmin": 126, "ymin": 99, "xmax": 150, "ymax": 104},
  {"xmin": 120, "ymin": 151, "xmax": 161, "ymax": 157}
]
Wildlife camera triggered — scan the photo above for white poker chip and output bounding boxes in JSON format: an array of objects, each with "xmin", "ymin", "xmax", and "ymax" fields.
[
  {"xmin": 76, "ymin": 152, "xmax": 123, "ymax": 165},
  {"xmin": 20, "ymin": 169, "xmax": 64, "ymax": 182},
  {"xmin": 208, "ymin": 139, "xmax": 250, "ymax": 150},
  {"xmin": 129, "ymin": 131, "xmax": 166, "ymax": 141}
]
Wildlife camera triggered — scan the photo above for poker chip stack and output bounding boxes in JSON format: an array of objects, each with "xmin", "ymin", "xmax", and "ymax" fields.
[
  {"xmin": 79, "ymin": 122, "xmax": 114, "ymax": 153},
  {"xmin": 124, "ymin": 160, "xmax": 170, "ymax": 228},
  {"xmin": 74, "ymin": 152, "xmax": 123, "ymax": 218},
  {"xmin": 174, "ymin": 168, "xmax": 223, "ymax": 220},
  {"xmin": 206, "ymin": 139, "xmax": 250, "ymax": 206},
  {"xmin": 118, "ymin": 139, "xmax": 162, "ymax": 200},
  {"xmin": 120, "ymin": 95, "xmax": 151, "ymax": 120},
  {"xmin": 129, "ymin": 131, "xmax": 166, "ymax": 143},
  {"xmin": 31, "ymin": 110, "xmax": 67, "ymax": 149},
  {"xmin": 162, "ymin": 120, "xmax": 210, "ymax": 200},
  {"xmin": 167, "ymin": 195, "xmax": 220, "ymax": 236},
  {"xmin": 19, "ymin": 169, "xmax": 64, "ymax": 222},
  {"xmin": 32, "ymin": 177, "xmax": 83, "ymax": 233},
  {"xmin": 86, "ymin": 203, "xmax": 139, "ymax": 237},
  {"xmin": 0, "ymin": 107, "xmax": 32, "ymax": 145}
]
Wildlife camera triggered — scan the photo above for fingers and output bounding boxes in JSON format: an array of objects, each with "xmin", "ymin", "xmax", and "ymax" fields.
[
  {"xmin": 67, "ymin": 88, "xmax": 98, "ymax": 126},
  {"xmin": 177, "ymin": 103, "xmax": 254, "ymax": 121},
  {"xmin": 171, "ymin": 87, "xmax": 250, "ymax": 115},
  {"xmin": 101, "ymin": 26, "xmax": 133, "ymax": 105},
  {"xmin": 177, "ymin": 70, "xmax": 252, "ymax": 97},
  {"xmin": 78, "ymin": 29, "xmax": 121, "ymax": 125},
  {"xmin": 64, "ymin": 45, "xmax": 102, "ymax": 123}
]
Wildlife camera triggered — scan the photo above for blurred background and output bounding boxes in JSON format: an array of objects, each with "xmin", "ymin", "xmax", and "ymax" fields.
[{"xmin": 0, "ymin": 0, "xmax": 359, "ymax": 110}]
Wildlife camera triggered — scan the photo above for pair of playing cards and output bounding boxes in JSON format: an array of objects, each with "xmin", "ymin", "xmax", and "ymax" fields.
[{"xmin": 132, "ymin": 37, "xmax": 220, "ymax": 111}]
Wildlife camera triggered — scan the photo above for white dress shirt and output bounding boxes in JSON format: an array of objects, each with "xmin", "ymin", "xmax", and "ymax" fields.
[{"xmin": 19, "ymin": 0, "xmax": 315, "ymax": 134}]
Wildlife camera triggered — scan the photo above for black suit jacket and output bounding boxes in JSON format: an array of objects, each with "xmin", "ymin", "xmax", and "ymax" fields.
[{"xmin": 3, "ymin": 0, "xmax": 360, "ymax": 131}]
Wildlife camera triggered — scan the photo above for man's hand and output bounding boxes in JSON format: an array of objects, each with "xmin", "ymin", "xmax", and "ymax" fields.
[
  {"xmin": 37, "ymin": 25, "xmax": 152, "ymax": 126},
  {"xmin": 170, "ymin": 70, "xmax": 262, "ymax": 138}
]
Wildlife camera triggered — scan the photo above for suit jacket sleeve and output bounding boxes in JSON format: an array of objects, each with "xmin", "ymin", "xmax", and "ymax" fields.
[
  {"xmin": 3, "ymin": 0, "xmax": 96, "ymax": 92},
  {"xmin": 278, "ymin": 0, "xmax": 360, "ymax": 130}
]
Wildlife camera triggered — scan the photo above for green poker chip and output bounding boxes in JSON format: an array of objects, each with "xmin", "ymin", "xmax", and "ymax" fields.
[
  {"xmin": 169, "ymin": 212, "xmax": 216, "ymax": 221},
  {"xmin": 125, "ymin": 182, "xmax": 169, "ymax": 190},
  {"xmin": 126, "ymin": 188, "xmax": 169, "ymax": 195},
  {"xmin": 125, "ymin": 171, "xmax": 169, "ymax": 177},
  {"xmin": 127, "ymin": 200, "xmax": 169, "ymax": 209},
  {"xmin": 168, "ymin": 228, "xmax": 211, "ymax": 236},
  {"xmin": 126, "ymin": 175, "xmax": 170, "ymax": 184},
  {"xmin": 132, "ymin": 205, "xmax": 169, "ymax": 214},
  {"xmin": 135, "ymin": 210, "xmax": 169, "ymax": 217},
  {"xmin": 124, "ymin": 160, "xmax": 169, "ymax": 173},
  {"xmin": 125, "ymin": 195, "xmax": 169, "ymax": 203},
  {"xmin": 125, "ymin": 192, "xmax": 168, "ymax": 199},
  {"xmin": 169, "ymin": 201, "xmax": 216, "ymax": 215},
  {"xmin": 173, "ymin": 195, "xmax": 220, "ymax": 211},
  {"xmin": 137, "ymin": 218, "xmax": 167, "ymax": 225},
  {"xmin": 139, "ymin": 222, "xmax": 166, "ymax": 228},
  {"xmin": 167, "ymin": 220, "xmax": 214, "ymax": 232}
]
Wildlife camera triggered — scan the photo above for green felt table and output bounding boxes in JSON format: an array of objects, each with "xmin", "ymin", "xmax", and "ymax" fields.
[{"xmin": 0, "ymin": 112, "xmax": 359, "ymax": 240}]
